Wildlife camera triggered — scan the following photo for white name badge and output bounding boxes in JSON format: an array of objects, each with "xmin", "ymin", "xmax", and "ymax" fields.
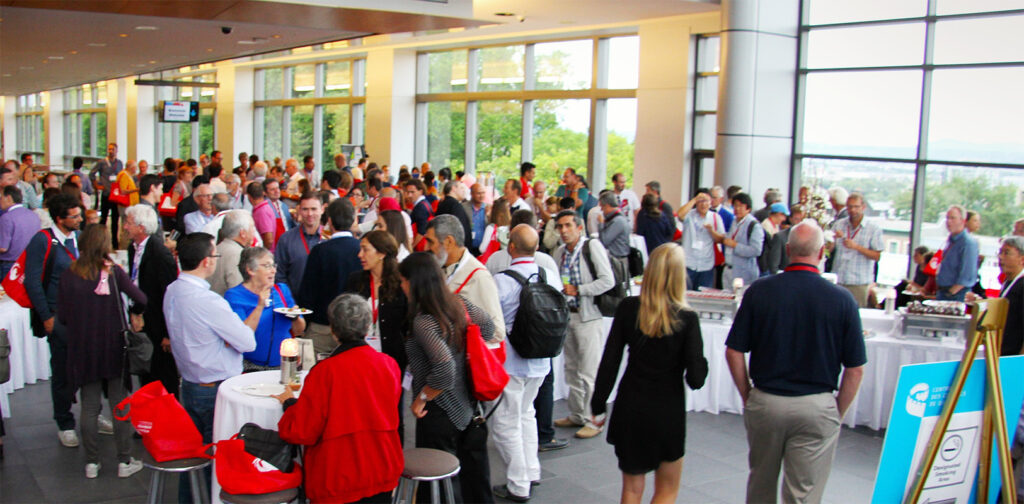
[{"xmin": 109, "ymin": 175, "xmax": 117, "ymax": 181}]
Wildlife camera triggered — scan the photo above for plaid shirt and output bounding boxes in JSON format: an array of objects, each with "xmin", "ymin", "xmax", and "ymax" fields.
[
  {"xmin": 832, "ymin": 217, "xmax": 884, "ymax": 285},
  {"xmin": 560, "ymin": 238, "xmax": 586, "ymax": 308}
]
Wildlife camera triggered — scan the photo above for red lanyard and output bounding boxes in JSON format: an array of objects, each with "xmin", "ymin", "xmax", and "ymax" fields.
[
  {"xmin": 369, "ymin": 273, "xmax": 379, "ymax": 323},
  {"xmin": 846, "ymin": 221, "xmax": 862, "ymax": 241},
  {"xmin": 784, "ymin": 263, "xmax": 819, "ymax": 274},
  {"xmin": 272, "ymin": 285, "xmax": 287, "ymax": 306},
  {"xmin": 510, "ymin": 259, "xmax": 534, "ymax": 266},
  {"xmin": 298, "ymin": 229, "xmax": 319, "ymax": 254}
]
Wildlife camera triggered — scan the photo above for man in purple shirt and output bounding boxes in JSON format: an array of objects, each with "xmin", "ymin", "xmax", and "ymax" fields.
[{"xmin": 0, "ymin": 185, "xmax": 42, "ymax": 276}]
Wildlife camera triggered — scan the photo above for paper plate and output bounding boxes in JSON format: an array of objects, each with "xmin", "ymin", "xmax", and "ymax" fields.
[
  {"xmin": 238, "ymin": 383, "xmax": 286, "ymax": 397},
  {"xmin": 274, "ymin": 307, "xmax": 312, "ymax": 316}
]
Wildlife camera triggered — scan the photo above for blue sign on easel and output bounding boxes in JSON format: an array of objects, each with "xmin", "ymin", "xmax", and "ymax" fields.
[{"xmin": 872, "ymin": 356, "xmax": 1024, "ymax": 503}]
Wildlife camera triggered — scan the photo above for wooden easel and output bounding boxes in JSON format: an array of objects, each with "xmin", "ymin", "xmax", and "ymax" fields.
[{"xmin": 904, "ymin": 298, "xmax": 1017, "ymax": 504}]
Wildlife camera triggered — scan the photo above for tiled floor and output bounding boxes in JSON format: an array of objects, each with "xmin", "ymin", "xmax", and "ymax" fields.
[{"xmin": 0, "ymin": 381, "xmax": 884, "ymax": 503}]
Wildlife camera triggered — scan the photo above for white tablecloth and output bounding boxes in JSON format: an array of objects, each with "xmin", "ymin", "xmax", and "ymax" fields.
[
  {"xmin": 0, "ymin": 297, "xmax": 51, "ymax": 418},
  {"xmin": 211, "ymin": 370, "xmax": 297, "ymax": 504},
  {"xmin": 554, "ymin": 307, "xmax": 963, "ymax": 430}
]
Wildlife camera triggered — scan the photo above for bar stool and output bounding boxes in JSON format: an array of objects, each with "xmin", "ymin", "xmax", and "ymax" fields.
[
  {"xmin": 219, "ymin": 487, "xmax": 299, "ymax": 504},
  {"xmin": 143, "ymin": 453, "xmax": 213, "ymax": 504},
  {"xmin": 391, "ymin": 448, "xmax": 461, "ymax": 504}
]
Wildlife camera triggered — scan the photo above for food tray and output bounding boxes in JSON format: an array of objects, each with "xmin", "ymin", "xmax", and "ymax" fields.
[
  {"xmin": 686, "ymin": 290, "xmax": 737, "ymax": 321},
  {"xmin": 898, "ymin": 308, "xmax": 971, "ymax": 340}
]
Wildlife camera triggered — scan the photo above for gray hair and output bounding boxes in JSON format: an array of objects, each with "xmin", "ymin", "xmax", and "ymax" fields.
[
  {"xmin": 220, "ymin": 210, "xmax": 254, "ymax": 241},
  {"xmin": 238, "ymin": 246, "xmax": 271, "ymax": 282},
  {"xmin": 252, "ymin": 161, "xmax": 268, "ymax": 178},
  {"xmin": 710, "ymin": 185, "xmax": 724, "ymax": 198},
  {"xmin": 125, "ymin": 204, "xmax": 159, "ymax": 235},
  {"xmin": 427, "ymin": 214, "xmax": 465, "ymax": 247},
  {"xmin": 226, "ymin": 173, "xmax": 241, "ymax": 185},
  {"xmin": 828, "ymin": 187, "xmax": 849, "ymax": 205},
  {"xmin": 598, "ymin": 191, "xmax": 619, "ymax": 208},
  {"xmin": 764, "ymin": 188, "xmax": 782, "ymax": 205},
  {"xmin": 1003, "ymin": 235, "xmax": 1024, "ymax": 255},
  {"xmin": 212, "ymin": 193, "xmax": 233, "ymax": 212},
  {"xmin": 328, "ymin": 293, "xmax": 372, "ymax": 343},
  {"xmin": 787, "ymin": 220, "xmax": 824, "ymax": 258}
]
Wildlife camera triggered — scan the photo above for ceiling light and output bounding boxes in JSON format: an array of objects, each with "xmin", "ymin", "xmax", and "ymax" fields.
[
  {"xmin": 135, "ymin": 63, "xmax": 147, "ymax": 67},
  {"xmin": 272, "ymin": 35, "xmax": 281, "ymax": 39},
  {"xmin": 149, "ymin": 60, "xmax": 156, "ymax": 64},
  {"xmin": 48, "ymin": 56, "xmax": 64, "ymax": 60},
  {"xmin": 119, "ymin": 33, "xmax": 128, "ymax": 38},
  {"xmin": 494, "ymin": 12, "xmax": 516, "ymax": 16},
  {"xmin": 20, "ymin": 66, "xmax": 33, "ymax": 70},
  {"xmin": 88, "ymin": 43, "xmax": 106, "ymax": 47},
  {"xmin": 206, "ymin": 48, "xmax": 214, "ymax": 52},
  {"xmin": 70, "ymin": 50, "xmax": 78, "ymax": 55},
  {"xmin": 1, "ymin": 74, "xmax": 10, "ymax": 77},
  {"xmin": 135, "ymin": 26, "xmax": 158, "ymax": 31}
]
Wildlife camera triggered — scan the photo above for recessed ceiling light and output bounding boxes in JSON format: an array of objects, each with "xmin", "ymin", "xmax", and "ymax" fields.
[
  {"xmin": 2, "ymin": 74, "xmax": 10, "ymax": 77},
  {"xmin": 206, "ymin": 48, "xmax": 214, "ymax": 52},
  {"xmin": 494, "ymin": 12, "xmax": 516, "ymax": 16},
  {"xmin": 119, "ymin": 33, "xmax": 128, "ymax": 38},
  {"xmin": 272, "ymin": 34, "xmax": 281, "ymax": 39},
  {"xmin": 70, "ymin": 50, "xmax": 78, "ymax": 55},
  {"xmin": 20, "ymin": 66, "xmax": 33, "ymax": 70},
  {"xmin": 48, "ymin": 56, "xmax": 64, "ymax": 60},
  {"xmin": 135, "ymin": 26, "xmax": 158, "ymax": 31},
  {"xmin": 88, "ymin": 43, "xmax": 106, "ymax": 47},
  {"xmin": 135, "ymin": 63, "xmax": 147, "ymax": 67},
  {"xmin": 149, "ymin": 60, "xmax": 156, "ymax": 64}
]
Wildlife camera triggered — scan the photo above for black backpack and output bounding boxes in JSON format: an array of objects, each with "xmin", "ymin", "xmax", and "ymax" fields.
[
  {"xmin": 500, "ymin": 268, "xmax": 569, "ymax": 358},
  {"xmin": 582, "ymin": 239, "xmax": 630, "ymax": 317}
]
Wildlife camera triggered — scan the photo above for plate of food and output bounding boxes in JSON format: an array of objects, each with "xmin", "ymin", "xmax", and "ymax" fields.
[
  {"xmin": 238, "ymin": 383, "xmax": 286, "ymax": 397},
  {"xmin": 274, "ymin": 306, "xmax": 312, "ymax": 316}
]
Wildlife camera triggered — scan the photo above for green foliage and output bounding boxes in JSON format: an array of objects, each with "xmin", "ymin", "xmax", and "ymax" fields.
[
  {"xmin": 893, "ymin": 173, "xmax": 1024, "ymax": 235},
  {"xmin": 291, "ymin": 107, "xmax": 314, "ymax": 158}
]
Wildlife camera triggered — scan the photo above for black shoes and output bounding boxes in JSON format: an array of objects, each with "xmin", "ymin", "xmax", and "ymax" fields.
[
  {"xmin": 538, "ymin": 437, "xmax": 569, "ymax": 452},
  {"xmin": 493, "ymin": 484, "xmax": 530, "ymax": 503}
]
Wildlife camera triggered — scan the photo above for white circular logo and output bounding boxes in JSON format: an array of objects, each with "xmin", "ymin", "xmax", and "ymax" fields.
[
  {"xmin": 8, "ymin": 261, "xmax": 19, "ymax": 280},
  {"xmin": 906, "ymin": 382, "xmax": 929, "ymax": 418}
]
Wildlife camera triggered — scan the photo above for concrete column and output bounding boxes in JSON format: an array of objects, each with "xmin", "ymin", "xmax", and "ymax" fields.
[
  {"xmin": 1, "ymin": 97, "xmax": 15, "ymax": 161},
  {"xmin": 107, "ymin": 78, "xmax": 129, "ymax": 155},
  {"xmin": 365, "ymin": 48, "xmax": 416, "ymax": 167},
  {"xmin": 134, "ymin": 82, "xmax": 156, "ymax": 164},
  {"xmin": 634, "ymin": 13, "xmax": 718, "ymax": 207},
  {"xmin": 715, "ymin": 0, "xmax": 799, "ymax": 203},
  {"xmin": 216, "ymin": 64, "xmax": 255, "ymax": 165},
  {"xmin": 45, "ymin": 90, "xmax": 64, "ymax": 167}
]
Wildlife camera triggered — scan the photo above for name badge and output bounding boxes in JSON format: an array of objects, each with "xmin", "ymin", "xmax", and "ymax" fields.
[{"xmin": 109, "ymin": 175, "xmax": 117, "ymax": 181}]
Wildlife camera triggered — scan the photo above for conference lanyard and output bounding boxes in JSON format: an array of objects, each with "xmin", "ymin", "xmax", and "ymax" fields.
[
  {"xmin": 1001, "ymin": 270, "xmax": 1024, "ymax": 298},
  {"xmin": 784, "ymin": 263, "xmax": 820, "ymax": 274},
  {"xmin": 369, "ymin": 273, "xmax": 379, "ymax": 323},
  {"xmin": 846, "ymin": 221, "xmax": 862, "ymax": 241},
  {"xmin": 298, "ymin": 229, "xmax": 319, "ymax": 255}
]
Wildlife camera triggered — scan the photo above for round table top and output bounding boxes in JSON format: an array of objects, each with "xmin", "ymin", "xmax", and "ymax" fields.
[{"xmin": 214, "ymin": 370, "xmax": 305, "ymax": 442}]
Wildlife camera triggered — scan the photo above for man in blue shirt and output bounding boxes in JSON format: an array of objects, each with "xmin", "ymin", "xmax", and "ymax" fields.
[
  {"xmin": 464, "ymin": 183, "xmax": 490, "ymax": 255},
  {"xmin": 274, "ymin": 192, "xmax": 324, "ymax": 290},
  {"xmin": 726, "ymin": 220, "xmax": 866, "ymax": 503},
  {"xmin": 935, "ymin": 205, "xmax": 980, "ymax": 302}
]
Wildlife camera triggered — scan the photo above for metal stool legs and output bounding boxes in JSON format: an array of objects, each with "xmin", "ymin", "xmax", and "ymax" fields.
[
  {"xmin": 391, "ymin": 475, "xmax": 457, "ymax": 504},
  {"xmin": 148, "ymin": 470, "xmax": 164, "ymax": 504}
]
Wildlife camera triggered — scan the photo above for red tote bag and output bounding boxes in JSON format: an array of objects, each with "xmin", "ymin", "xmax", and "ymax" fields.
[
  {"xmin": 215, "ymin": 437, "xmax": 302, "ymax": 495},
  {"xmin": 463, "ymin": 308, "xmax": 508, "ymax": 402},
  {"xmin": 114, "ymin": 381, "xmax": 208, "ymax": 462}
]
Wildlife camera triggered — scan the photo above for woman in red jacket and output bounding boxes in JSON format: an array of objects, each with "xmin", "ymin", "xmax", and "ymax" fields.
[{"xmin": 273, "ymin": 293, "xmax": 403, "ymax": 503}]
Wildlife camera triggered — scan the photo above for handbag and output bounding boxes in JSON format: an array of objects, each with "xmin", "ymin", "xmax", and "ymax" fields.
[
  {"xmin": 237, "ymin": 422, "xmax": 296, "ymax": 472},
  {"xmin": 462, "ymin": 305, "xmax": 508, "ymax": 402},
  {"xmin": 0, "ymin": 328, "xmax": 11, "ymax": 385},
  {"xmin": 627, "ymin": 247, "xmax": 644, "ymax": 277},
  {"xmin": 109, "ymin": 182, "xmax": 130, "ymax": 206},
  {"xmin": 114, "ymin": 381, "xmax": 209, "ymax": 461},
  {"xmin": 111, "ymin": 270, "xmax": 153, "ymax": 375},
  {"xmin": 215, "ymin": 436, "xmax": 303, "ymax": 495}
]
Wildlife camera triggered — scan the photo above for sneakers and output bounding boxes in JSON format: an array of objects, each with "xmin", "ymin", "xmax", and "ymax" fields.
[
  {"xmin": 493, "ymin": 484, "xmax": 530, "ymax": 502},
  {"xmin": 85, "ymin": 463, "xmax": 100, "ymax": 479},
  {"xmin": 553, "ymin": 417, "xmax": 582, "ymax": 428},
  {"xmin": 538, "ymin": 438, "xmax": 569, "ymax": 452},
  {"xmin": 574, "ymin": 425, "xmax": 603, "ymax": 439},
  {"xmin": 118, "ymin": 458, "xmax": 144, "ymax": 478},
  {"xmin": 98, "ymin": 415, "xmax": 114, "ymax": 435},
  {"xmin": 59, "ymin": 429, "xmax": 80, "ymax": 447}
]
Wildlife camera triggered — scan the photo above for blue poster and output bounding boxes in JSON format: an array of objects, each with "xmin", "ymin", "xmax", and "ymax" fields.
[{"xmin": 872, "ymin": 356, "xmax": 1024, "ymax": 503}]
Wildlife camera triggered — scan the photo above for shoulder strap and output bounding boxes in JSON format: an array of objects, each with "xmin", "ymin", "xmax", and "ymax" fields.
[
  {"xmin": 40, "ymin": 229, "xmax": 57, "ymax": 286},
  {"xmin": 746, "ymin": 219, "xmax": 755, "ymax": 242},
  {"xmin": 455, "ymin": 267, "xmax": 484, "ymax": 294},
  {"xmin": 273, "ymin": 284, "xmax": 287, "ymax": 306},
  {"xmin": 581, "ymin": 239, "xmax": 597, "ymax": 280},
  {"xmin": 500, "ymin": 269, "xmax": 528, "ymax": 286}
]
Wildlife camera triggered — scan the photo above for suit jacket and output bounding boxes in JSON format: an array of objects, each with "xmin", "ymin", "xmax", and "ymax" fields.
[
  {"xmin": 1000, "ymin": 277, "xmax": 1024, "ymax": 356},
  {"xmin": 297, "ymin": 235, "xmax": 362, "ymax": 325},
  {"xmin": 436, "ymin": 196, "xmax": 473, "ymax": 247},
  {"xmin": 444, "ymin": 251, "xmax": 506, "ymax": 343},
  {"xmin": 209, "ymin": 239, "xmax": 245, "ymax": 296},
  {"xmin": 128, "ymin": 237, "xmax": 178, "ymax": 344}
]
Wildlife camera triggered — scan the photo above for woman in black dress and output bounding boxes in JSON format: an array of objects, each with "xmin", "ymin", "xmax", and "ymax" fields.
[{"xmin": 591, "ymin": 242, "xmax": 708, "ymax": 504}]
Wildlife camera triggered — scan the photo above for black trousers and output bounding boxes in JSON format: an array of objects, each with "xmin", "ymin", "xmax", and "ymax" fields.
[
  {"xmin": 415, "ymin": 403, "xmax": 494, "ymax": 504},
  {"xmin": 47, "ymin": 319, "xmax": 75, "ymax": 431},
  {"xmin": 99, "ymin": 194, "xmax": 119, "ymax": 247},
  {"xmin": 534, "ymin": 363, "xmax": 555, "ymax": 443},
  {"xmin": 140, "ymin": 344, "xmax": 180, "ymax": 397}
]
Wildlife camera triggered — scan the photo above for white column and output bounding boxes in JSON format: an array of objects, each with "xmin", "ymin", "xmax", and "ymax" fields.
[
  {"xmin": 1, "ymin": 97, "xmax": 15, "ymax": 161},
  {"xmin": 134, "ymin": 82, "xmax": 156, "ymax": 164},
  {"xmin": 45, "ymin": 90, "xmax": 65, "ymax": 168},
  {"xmin": 216, "ymin": 64, "xmax": 255, "ymax": 166},
  {"xmin": 112, "ymin": 79, "xmax": 129, "ymax": 154},
  {"xmin": 715, "ymin": 0, "xmax": 799, "ymax": 202},
  {"xmin": 365, "ymin": 48, "xmax": 416, "ymax": 167}
]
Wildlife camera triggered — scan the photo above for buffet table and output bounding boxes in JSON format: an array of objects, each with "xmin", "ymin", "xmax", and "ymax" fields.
[
  {"xmin": 557, "ymin": 307, "xmax": 964, "ymax": 431},
  {"xmin": 0, "ymin": 296, "xmax": 51, "ymax": 419}
]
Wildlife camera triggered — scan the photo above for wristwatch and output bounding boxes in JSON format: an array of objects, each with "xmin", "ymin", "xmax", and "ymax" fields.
[{"xmin": 419, "ymin": 392, "xmax": 429, "ymax": 402}]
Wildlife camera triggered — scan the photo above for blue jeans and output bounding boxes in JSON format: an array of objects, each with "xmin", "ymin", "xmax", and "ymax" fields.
[
  {"xmin": 179, "ymin": 380, "xmax": 219, "ymax": 504},
  {"xmin": 936, "ymin": 287, "xmax": 967, "ymax": 302},
  {"xmin": 687, "ymin": 268, "xmax": 714, "ymax": 289}
]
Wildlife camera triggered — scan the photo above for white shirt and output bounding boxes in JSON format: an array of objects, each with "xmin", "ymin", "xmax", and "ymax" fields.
[
  {"xmin": 131, "ymin": 236, "xmax": 149, "ymax": 286},
  {"xmin": 50, "ymin": 225, "xmax": 77, "ymax": 253},
  {"xmin": 617, "ymin": 189, "xmax": 641, "ymax": 224},
  {"xmin": 494, "ymin": 258, "xmax": 559, "ymax": 377},
  {"xmin": 485, "ymin": 249, "xmax": 559, "ymax": 278}
]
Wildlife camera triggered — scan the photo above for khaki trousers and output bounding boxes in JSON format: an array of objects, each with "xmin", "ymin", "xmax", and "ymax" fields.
[
  {"xmin": 563, "ymin": 312, "xmax": 606, "ymax": 427},
  {"xmin": 305, "ymin": 322, "xmax": 335, "ymax": 355},
  {"xmin": 840, "ymin": 284, "xmax": 869, "ymax": 308},
  {"xmin": 743, "ymin": 389, "xmax": 841, "ymax": 504}
]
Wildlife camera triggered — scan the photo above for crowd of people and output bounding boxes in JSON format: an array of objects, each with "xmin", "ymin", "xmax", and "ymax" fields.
[{"xmin": 2, "ymin": 145, "xmax": 1024, "ymax": 503}]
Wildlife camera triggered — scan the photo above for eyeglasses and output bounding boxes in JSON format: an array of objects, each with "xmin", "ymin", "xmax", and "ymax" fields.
[
  {"xmin": 208, "ymin": 254, "xmax": 222, "ymax": 259},
  {"xmin": 258, "ymin": 262, "xmax": 277, "ymax": 269}
]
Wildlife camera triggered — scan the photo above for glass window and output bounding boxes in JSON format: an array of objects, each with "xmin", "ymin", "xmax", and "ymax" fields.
[
  {"xmin": 263, "ymin": 106, "xmax": 284, "ymax": 159},
  {"xmin": 176, "ymin": 121, "xmax": 193, "ymax": 160},
  {"xmin": 696, "ymin": 37, "xmax": 720, "ymax": 73},
  {"xmin": 801, "ymin": 157, "xmax": 916, "ymax": 286},
  {"xmin": 96, "ymin": 85, "xmax": 107, "ymax": 105},
  {"xmin": 808, "ymin": 0, "xmax": 926, "ymax": 25},
  {"xmin": 476, "ymin": 101, "xmax": 522, "ymax": 176},
  {"xmin": 533, "ymin": 40, "xmax": 592, "ymax": 90},
  {"xmin": 96, "ymin": 113, "xmax": 107, "ymax": 153},
  {"xmin": 532, "ymin": 99, "xmax": 590, "ymax": 186},
  {"xmin": 324, "ymin": 61, "xmax": 352, "ymax": 97},
  {"xmin": 291, "ymin": 105, "xmax": 315, "ymax": 158},
  {"xmin": 801, "ymin": 70, "xmax": 922, "ymax": 158},
  {"xmin": 426, "ymin": 102, "xmax": 467, "ymax": 173},
  {"xmin": 291, "ymin": 65, "xmax": 316, "ymax": 99},
  {"xmin": 79, "ymin": 114, "xmax": 92, "ymax": 155},
  {"xmin": 937, "ymin": 0, "xmax": 1024, "ymax": 16},
  {"xmin": 199, "ymin": 109, "xmax": 215, "ymax": 158},
  {"xmin": 478, "ymin": 46, "xmax": 524, "ymax": 91},
  {"xmin": 322, "ymin": 104, "xmax": 351, "ymax": 159},
  {"xmin": 427, "ymin": 50, "xmax": 468, "ymax": 93},
  {"xmin": 606, "ymin": 98, "xmax": 637, "ymax": 188},
  {"xmin": 934, "ymin": 15, "xmax": 1024, "ymax": 65},
  {"xmin": 922, "ymin": 164, "xmax": 1024, "ymax": 290},
  {"xmin": 806, "ymin": 23, "xmax": 926, "ymax": 68},
  {"xmin": 695, "ymin": 75, "xmax": 718, "ymax": 111},
  {"xmin": 264, "ymin": 68, "xmax": 284, "ymax": 100},
  {"xmin": 606, "ymin": 36, "xmax": 639, "ymax": 89},
  {"xmin": 928, "ymin": 67, "xmax": 1024, "ymax": 164}
]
